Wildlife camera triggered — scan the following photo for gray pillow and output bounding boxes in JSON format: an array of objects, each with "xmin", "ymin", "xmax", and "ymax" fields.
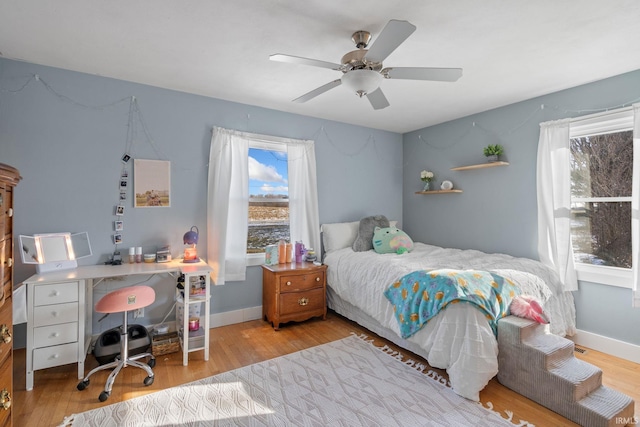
[{"xmin": 352, "ymin": 215, "xmax": 390, "ymax": 252}]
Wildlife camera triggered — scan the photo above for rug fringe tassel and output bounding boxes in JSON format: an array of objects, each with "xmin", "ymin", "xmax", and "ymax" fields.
[
  {"xmin": 480, "ymin": 401, "xmax": 535, "ymax": 427},
  {"xmin": 58, "ymin": 414, "xmax": 75, "ymax": 427}
]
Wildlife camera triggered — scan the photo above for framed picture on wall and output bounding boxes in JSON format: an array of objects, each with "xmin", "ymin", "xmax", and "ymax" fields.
[
  {"xmin": 134, "ymin": 159, "xmax": 171, "ymax": 207},
  {"xmin": 114, "ymin": 220, "xmax": 124, "ymax": 231}
]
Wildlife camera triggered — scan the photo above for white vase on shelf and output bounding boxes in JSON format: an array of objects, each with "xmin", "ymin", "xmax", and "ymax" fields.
[{"xmin": 422, "ymin": 181, "xmax": 431, "ymax": 191}]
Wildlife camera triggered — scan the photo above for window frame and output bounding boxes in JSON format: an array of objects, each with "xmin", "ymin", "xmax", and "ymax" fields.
[
  {"xmin": 246, "ymin": 139, "xmax": 289, "ymax": 267},
  {"xmin": 570, "ymin": 106, "xmax": 634, "ymax": 289}
]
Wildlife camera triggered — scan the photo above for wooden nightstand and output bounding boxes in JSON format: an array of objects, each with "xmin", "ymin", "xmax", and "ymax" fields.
[{"xmin": 262, "ymin": 262, "xmax": 327, "ymax": 330}]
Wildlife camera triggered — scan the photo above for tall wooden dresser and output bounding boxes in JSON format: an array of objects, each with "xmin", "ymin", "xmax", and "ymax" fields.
[{"xmin": 0, "ymin": 164, "xmax": 20, "ymax": 427}]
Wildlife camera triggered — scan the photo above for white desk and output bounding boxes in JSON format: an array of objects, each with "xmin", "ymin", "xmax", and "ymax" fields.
[{"xmin": 23, "ymin": 259, "xmax": 212, "ymax": 391}]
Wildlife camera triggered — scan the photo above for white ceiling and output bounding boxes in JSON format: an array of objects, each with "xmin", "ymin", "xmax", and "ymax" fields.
[{"xmin": 1, "ymin": 1, "xmax": 640, "ymax": 133}]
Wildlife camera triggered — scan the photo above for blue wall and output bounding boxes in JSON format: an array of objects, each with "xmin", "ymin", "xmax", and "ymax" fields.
[
  {"xmin": 0, "ymin": 58, "xmax": 403, "ymax": 345},
  {"xmin": 3, "ymin": 57, "xmax": 640, "ymax": 349},
  {"xmin": 403, "ymin": 69, "xmax": 640, "ymax": 346}
]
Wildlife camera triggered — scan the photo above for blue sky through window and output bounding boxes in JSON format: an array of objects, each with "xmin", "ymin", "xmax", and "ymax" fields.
[{"xmin": 248, "ymin": 148, "xmax": 288, "ymax": 196}]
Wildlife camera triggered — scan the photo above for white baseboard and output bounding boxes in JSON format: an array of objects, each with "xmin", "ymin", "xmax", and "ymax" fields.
[
  {"xmin": 569, "ymin": 329, "xmax": 640, "ymax": 364},
  {"xmin": 210, "ymin": 306, "xmax": 263, "ymax": 328}
]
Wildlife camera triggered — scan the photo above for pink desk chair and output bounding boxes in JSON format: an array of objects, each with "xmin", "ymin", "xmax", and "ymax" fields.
[{"xmin": 77, "ymin": 285, "xmax": 156, "ymax": 402}]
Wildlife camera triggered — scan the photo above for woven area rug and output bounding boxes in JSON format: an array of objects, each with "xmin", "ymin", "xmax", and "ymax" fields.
[{"xmin": 61, "ymin": 335, "xmax": 526, "ymax": 426}]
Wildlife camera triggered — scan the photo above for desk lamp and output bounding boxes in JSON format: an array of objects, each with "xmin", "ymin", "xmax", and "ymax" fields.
[{"xmin": 183, "ymin": 226, "xmax": 199, "ymax": 263}]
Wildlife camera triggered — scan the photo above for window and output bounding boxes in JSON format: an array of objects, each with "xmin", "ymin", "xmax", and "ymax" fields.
[
  {"xmin": 247, "ymin": 146, "xmax": 289, "ymax": 254},
  {"xmin": 569, "ymin": 107, "xmax": 634, "ymax": 287},
  {"xmin": 207, "ymin": 127, "xmax": 320, "ymax": 284}
]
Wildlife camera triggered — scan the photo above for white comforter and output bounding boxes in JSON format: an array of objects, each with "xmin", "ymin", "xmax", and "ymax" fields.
[{"xmin": 324, "ymin": 242, "xmax": 576, "ymax": 401}]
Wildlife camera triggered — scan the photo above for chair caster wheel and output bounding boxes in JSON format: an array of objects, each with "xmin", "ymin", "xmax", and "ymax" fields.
[
  {"xmin": 148, "ymin": 358, "xmax": 156, "ymax": 368},
  {"xmin": 144, "ymin": 376, "xmax": 154, "ymax": 386},
  {"xmin": 77, "ymin": 380, "xmax": 89, "ymax": 391},
  {"xmin": 99, "ymin": 391, "xmax": 110, "ymax": 402}
]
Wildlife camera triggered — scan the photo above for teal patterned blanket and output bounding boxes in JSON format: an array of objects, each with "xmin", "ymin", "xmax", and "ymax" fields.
[{"xmin": 384, "ymin": 269, "xmax": 520, "ymax": 339}]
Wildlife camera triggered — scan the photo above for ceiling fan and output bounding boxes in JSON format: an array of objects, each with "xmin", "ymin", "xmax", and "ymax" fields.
[{"xmin": 270, "ymin": 19, "xmax": 462, "ymax": 110}]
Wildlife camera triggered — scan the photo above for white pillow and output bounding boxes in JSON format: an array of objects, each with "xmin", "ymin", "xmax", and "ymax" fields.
[
  {"xmin": 321, "ymin": 221, "xmax": 359, "ymax": 253},
  {"xmin": 321, "ymin": 220, "xmax": 398, "ymax": 254}
]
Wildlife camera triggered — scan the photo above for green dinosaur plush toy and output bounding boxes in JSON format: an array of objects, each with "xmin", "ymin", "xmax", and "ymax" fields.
[{"xmin": 372, "ymin": 226, "xmax": 414, "ymax": 254}]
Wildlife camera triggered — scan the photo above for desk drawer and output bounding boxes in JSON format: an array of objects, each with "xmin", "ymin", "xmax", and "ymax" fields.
[
  {"xmin": 33, "ymin": 322, "xmax": 78, "ymax": 348},
  {"xmin": 33, "ymin": 302, "xmax": 78, "ymax": 327},
  {"xmin": 33, "ymin": 282, "xmax": 79, "ymax": 306},
  {"xmin": 33, "ymin": 342, "xmax": 78, "ymax": 370}
]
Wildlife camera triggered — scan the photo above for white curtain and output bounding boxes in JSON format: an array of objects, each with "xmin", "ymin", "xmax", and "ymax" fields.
[
  {"xmin": 287, "ymin": 140, "xmax": 321, "ymax": 254},
  {"xmin": 207, "ymin": 127, "xmax": 249, "ymax": 284},
  {"xmin": 632, "ymin": 104, "xmax": 640, "ymax": 307},
  {"xmin": 207, "ymin": 127, "xmax": 320, "ymax": 284},
  {"xmin": 536, "ymin": 118, "xmax": 578, "ymax": 291}
]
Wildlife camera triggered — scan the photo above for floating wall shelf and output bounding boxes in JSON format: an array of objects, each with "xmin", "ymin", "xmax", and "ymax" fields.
[
  {"xmin": 415, "ymin": 189, "xmax": 463, "ymax": 195},
  {"xmin": 451, "ymin": 161, "xmax": 509, "ymax": 171}
]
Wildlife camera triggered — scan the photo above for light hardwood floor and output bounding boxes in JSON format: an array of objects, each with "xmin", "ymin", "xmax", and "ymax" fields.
[{"xmin": 13, "ymin": 311, "xmax": 639, "ymax": 426}]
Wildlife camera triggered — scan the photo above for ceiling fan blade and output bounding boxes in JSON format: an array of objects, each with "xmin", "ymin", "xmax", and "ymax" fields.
[
  {"xmin": 270, "ymin": 54, "xmax": 342, "ymax": 71},
  {"xmin": 366, "ymin": 88, "xmax": 390, "ymax": 110},
  {"xmin": 293, "ymin": 79, "xmax": 342, "ymax": 103},
  {"xmin": 384, "ymin": 67, "xmax": 463, "ymax": 82},
  {"xmin": 364, "ymin": 20, "xmax": 416, "ymax": 63}
]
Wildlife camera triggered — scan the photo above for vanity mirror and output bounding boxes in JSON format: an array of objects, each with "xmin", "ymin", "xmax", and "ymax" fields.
[{"xmin": 19, "ymin": 232, "xmax": 92, "ymax": 273}]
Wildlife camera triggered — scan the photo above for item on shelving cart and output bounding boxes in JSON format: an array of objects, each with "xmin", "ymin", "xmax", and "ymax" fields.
[
  {"xmin": 188, "ymin": 317, "xmax": 200, "ymax": 331},
  {"xmin": 182, "ymin": 226, "xmax": 199, "ymax": 263}
]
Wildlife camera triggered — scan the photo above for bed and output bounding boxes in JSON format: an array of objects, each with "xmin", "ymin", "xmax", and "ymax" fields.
[{"xmin": 321, "ymin": 220, "xmax": 576, "ymax": 401}]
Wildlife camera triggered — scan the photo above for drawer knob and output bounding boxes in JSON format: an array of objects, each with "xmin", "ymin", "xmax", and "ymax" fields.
[
  {"xmin": 315, "ymin": 277, "xmax": 320, "ymax": 282},
  {"xmin": 52, "ymin": 311, "xmax": 59, "ymax": 317},
  {"xmin": 7, "ymin": 208, "xmax": 13, "ymax": 218},
  {"xmin": 0, "ymin": 325, "xmax": 11, "ymax": 344},
  {"xmin": 298, "ymin": 297, "xmax": 309, "ymax": 306},
  {"xmin": 4, "ymin": 258, "xmax": 12, "ymax": 268},
  {"xmin": 0, "ymin": 389, "xmax": 10, "ymax": 411},
  {"xmin": 52, "ymin": 291, "xmax": 60, "ymax": 297},
  {"xmin": 286, "ymin": 281, "xmax": 292, "ymax": 286},
  {"xmin": 50, "ymin": 332, "xmax": 60, "ymax": 338}
]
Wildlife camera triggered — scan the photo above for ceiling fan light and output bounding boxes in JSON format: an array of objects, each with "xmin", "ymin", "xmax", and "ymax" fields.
[{"xmin": 341, "ymin": 69, "xmax": 382, "ymax": 97}]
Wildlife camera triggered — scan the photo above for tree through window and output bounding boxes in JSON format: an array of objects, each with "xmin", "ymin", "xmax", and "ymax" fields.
[{"xmin": 570, "ymin": 125, "xmax": 633, "ymax": 268}]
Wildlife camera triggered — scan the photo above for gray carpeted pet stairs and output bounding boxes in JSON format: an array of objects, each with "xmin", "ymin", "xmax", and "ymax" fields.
[{"xmin": 497, "ymin": 316, "xmax": 634, "ymax": 427}]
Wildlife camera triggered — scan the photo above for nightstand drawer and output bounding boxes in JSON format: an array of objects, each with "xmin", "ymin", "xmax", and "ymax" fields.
[
  {"xmin": 33, "ymin": 342, "xmax": 78, "ymax": 371},
  {"xmin": 33, "ymin": 282, "xmax": 79, "ymax": 306},
  {"xmin": 33, "ymin": 302, "xmax": 78, "ymax": 327},
  {"xmin": 279, "ymin": 288, "xmax": 325, "ymax": 316},
  {"xmin": 33, "ymin": 322, "xmax": 78, "ymax": 348},
  {"xmin": 279, "ymin": 271, "xmax": 324, "ymax": 292}
]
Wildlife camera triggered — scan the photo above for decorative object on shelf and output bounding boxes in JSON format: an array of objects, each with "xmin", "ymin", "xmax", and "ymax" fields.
[
  {"xmin": 483, "ymin": 144, "xmax": 504, "ymax": 162},
  {"xmin": 440, "ymin": 180, "xmax": 454, "ymax": 191},
  {"xmin": 182, "ymin": 226, "xmax": 199, "ymax": 263},
  {"xmin": 420, "ymin": 169, "xmax": 434, "ymax": 191}
]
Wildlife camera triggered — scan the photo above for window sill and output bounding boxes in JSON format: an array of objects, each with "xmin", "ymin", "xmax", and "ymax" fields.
[
  {"xmin": 575, "ymin": 263, "xmax": 632, "ymax": 289},
  {"xmin": 246, "ymin": 253, "xmax": 265, "ymax": 267}
]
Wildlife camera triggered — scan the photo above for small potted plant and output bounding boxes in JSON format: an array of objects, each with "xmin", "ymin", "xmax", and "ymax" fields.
[
  {"xmin": 420, "ymin": 170, "xmax": 434, "ymax": 191},
  {"xmin": 483, "ymin": 144, "xmax": 504, "ymax": 162}
]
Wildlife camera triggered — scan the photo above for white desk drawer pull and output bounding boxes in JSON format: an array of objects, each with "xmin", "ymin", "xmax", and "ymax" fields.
[
  {"xmin": 50, "ymin": 332, "xmax": 60, "ymax": 338},
  {"xmin": 315, "ymin": 277, "xmax": 320, "ymax": 282},
  {"xmin": 50, "ymin": 354, "xmax": 59, "ymax": 359},
  {"xmin": 286, "ymin": 281, "xmax": 291, "ymax": 286},
  {"xmin": 51, "ymin": 311, "xmax": 59, "ymax": 317},
  {"xmin": 51, "ymin": 291, "xmax": 60, "ymax": 297}
]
